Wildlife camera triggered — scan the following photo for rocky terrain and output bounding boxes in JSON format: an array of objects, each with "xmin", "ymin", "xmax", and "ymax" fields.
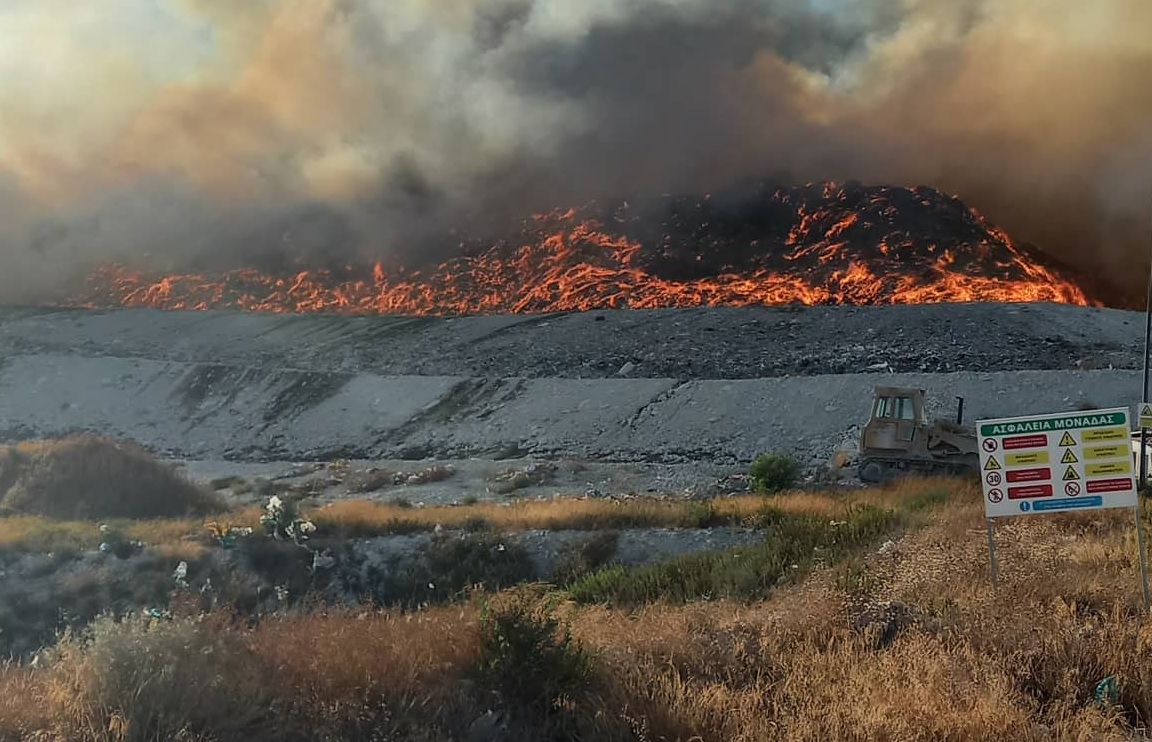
[
  {"xmin": 0, "ymin": 299, "xmax": 1146, "ymax": 672},
  {"xmin": 0, "ymin": 301, "xmax": 1142, "ymax": 472},
  {"xmin": 0, "ymin": 301, "xmax": 1138, "ymax": 379}
]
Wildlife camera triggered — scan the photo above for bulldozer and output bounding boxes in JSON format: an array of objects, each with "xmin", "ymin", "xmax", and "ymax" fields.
[{"xmin": 857, "ymin": 386, "xmax": 980, "ymax": 483}]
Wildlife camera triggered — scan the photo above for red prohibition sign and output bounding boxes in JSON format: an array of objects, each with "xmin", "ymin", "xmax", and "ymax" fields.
[
  {"xmin": 986, "ymin": 472, "xmax": 1002, "ymax": 486},
  {"xmin": 1065, "ymin": 482, "xmax": 1081, "ymax": 496},
  {"xmin": 988, "ymin": 488, "xmax": 1004, "ymax": 503},
  {"xmin": 982, "ymin": 439, "xmax": 998, "ymax": 453}
]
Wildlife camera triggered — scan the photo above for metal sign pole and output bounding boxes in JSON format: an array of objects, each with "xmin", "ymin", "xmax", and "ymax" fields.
[
  {"xmin": 1136, "ymin": 506, "xmax": 1151, "ymax": 611},
  {"xmin": 1142, "ymin": 227, "xmax": 1152, "ymax": 488},
  {"xmin": 986, "ymin": 518, "xmax": 999, "ymax": 588}
]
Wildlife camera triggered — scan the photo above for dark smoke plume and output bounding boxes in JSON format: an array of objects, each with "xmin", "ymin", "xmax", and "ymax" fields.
[{"xmin": 0, "ymin": 0, "xmax": 1149, "ymax": 303}]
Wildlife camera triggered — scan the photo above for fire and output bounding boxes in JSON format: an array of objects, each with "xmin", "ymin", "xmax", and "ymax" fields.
[{"xmin": 68, "ymin": 181, "xmax": 1094, "ymax": 316}]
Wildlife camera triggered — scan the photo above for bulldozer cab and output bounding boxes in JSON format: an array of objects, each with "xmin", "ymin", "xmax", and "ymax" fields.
[{"xmin": 862, "ymin": 387, "xmax": 928, "ymax": 453}]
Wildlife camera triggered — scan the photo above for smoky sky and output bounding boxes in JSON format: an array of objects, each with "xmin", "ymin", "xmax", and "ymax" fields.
[{"xmin": 0, "ymin": 0, "xmax": 1150, "ymax": 303}]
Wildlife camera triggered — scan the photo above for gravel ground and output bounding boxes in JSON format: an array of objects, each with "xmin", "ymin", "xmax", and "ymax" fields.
[
  {"xmin": 177, "ymin": 457, "xmax": 744, "ymax": 507},
  {"xmin": 0, "ymin": 301, "xmax": 1140, "ymax": 379}
]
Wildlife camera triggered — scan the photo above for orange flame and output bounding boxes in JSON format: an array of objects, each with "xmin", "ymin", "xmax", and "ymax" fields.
[{"xmin": 66, "ymin": 183, "xmax": 1094, "ymax": 316}]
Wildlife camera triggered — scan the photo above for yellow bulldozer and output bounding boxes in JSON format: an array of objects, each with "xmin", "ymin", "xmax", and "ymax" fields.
[{"xmin": 857, "ymin": 386, "xmax": 980, "ymax": 483}]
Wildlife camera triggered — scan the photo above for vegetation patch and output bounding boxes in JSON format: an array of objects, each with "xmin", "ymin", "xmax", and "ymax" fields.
[
  {"xmin": 475, "ymin": 588, "xmax": 602, "ymax": 739},
  {"xmin": 14, "ymin": 477, "xmax": 1139, "ymax": 740},
  {"xmin": 552, "ymin": 530, "xmax": 621, "ymax": 586},
  {"xmin": 0, "ymin": 436, "xmax": 225, "ymax": 520},
  {"xmin": 749, "ymin": 452, "xmax": 802, "ymax": 494},
  {"xmin": 567, "ymin": 503, "xmax": 899, "ymax": 606}
]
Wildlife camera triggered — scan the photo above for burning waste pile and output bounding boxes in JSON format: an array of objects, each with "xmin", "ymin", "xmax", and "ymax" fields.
[{"xmin": 67, "ymin": 180, "xmax": 1094, "ymax": 317}]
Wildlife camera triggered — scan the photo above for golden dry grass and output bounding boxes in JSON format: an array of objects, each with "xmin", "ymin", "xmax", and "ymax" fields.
[
  {"xmin": 0, "ymin": 513, "xmax": 262, "ymax": 556},
  {"xmin": 313, "ymin": 474, "xmax": 967, "ymax": 536},
  {"xmin": 0, "ymin": 475, "xmax": 960, "ymax": 556}
]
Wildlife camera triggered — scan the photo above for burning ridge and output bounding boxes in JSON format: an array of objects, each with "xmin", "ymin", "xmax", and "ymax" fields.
[{"xmin": 69, "ymin": 180, "xmax": 1095, "ymax": 316}]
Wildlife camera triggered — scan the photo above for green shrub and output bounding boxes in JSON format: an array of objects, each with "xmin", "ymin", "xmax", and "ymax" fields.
[
  {"xmin": 749, "ymin": 452, "xmax": 801, "ymax": 494},
  {"xmin": 476, "ymin": 589, "xmax": 597, "ymax": 737}
]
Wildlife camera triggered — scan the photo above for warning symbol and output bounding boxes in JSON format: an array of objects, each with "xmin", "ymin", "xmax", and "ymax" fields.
[
  {"xmin": 1061, "ymin": 448, "xmax": 1079, "ymax": 464},
  {"xmin": 1065, "ymin": 482, "xmax": 1081, "ymax": 496},
  {"xmin": 984, "ymin": 456, "xmax": 1002, "ymax": 471},
  {"xmin": 986, "ymin": 471, "xmax": 1002, "ymax": 486},
  {"xmin": 1141, "ymin": 403, "xmax": 1152, "ymax": 418},
  {"xmin": 988, "ymin": 488, "xmax": 1003, "ymax": 503},
  {"xmin": 1059, "ymin": 431, "xmax": 1076, "ymax": 447},
  {"xmin": 982, "ymin": 438, "xmax": 998, "ymax": 453},
  {"xmin": 1062, "ymin": 465, "xmax": 1080, "ymax": 481}
]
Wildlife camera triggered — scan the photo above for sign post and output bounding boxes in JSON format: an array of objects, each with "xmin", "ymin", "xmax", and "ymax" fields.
[
  {"xmin": 1140, "ymin": 403, "xmax": 1152, "ymax": 488},
  {"xmin": 977, "ymin": 407, "xmax": 1148, "ymax": 609}
]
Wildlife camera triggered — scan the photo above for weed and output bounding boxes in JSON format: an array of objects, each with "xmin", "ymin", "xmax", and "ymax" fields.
[{"xmin": 836, "ymin": 559, "xmax": 883, "ymax": 597}]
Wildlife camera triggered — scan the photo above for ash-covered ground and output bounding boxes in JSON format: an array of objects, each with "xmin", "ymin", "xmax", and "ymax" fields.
[
  {"xmin": 0, "ymin": 299, "xmax": 1141, "ymax": 477},
  {"xmin": 0, "ymin": 301, "xmax": 1140, "ymax": 380}
]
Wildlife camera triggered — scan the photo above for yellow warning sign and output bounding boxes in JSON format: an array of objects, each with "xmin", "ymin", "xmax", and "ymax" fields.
[
  {"xmin": 1084, "ymin": 445, "xmax": 1127, "ymax": 460},
  {"xmin": 1062, "ymin": 465, "xmax": 1080, "ymax": 481},
  {"xmin": 1059, "ymin": 431, "xmax": 1076, "ymax": 447},
  {"xmin": 984, "ymin": 456, "xmax": 1002, "ymax": 471},
  {"xmin": 1086, "ymin": 460, "xmax": 1132, "ymax": 476},
  {"xmin": 1006, "ymin": 451, "xmax": 1049, "ymax": 466},
  {"xmin": 1061, "ymin": 448, "xmax": 1079, "ymax": 464},
  {"xmin": 1140, "ymin": 403, "xmax": 1152, "ymax": 428},
  {"xmin": 1083, "ymin": 427, "xmax": 1127, "ymax": 443}
]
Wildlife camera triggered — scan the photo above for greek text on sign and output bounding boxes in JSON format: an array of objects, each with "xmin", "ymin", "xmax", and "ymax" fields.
[
  {"xmin": 978, "ymin": 407, "xmax": 1137, "ymax": 518},
  {"xmin": 1006, "ymin": 451, "xmax": 1049, "ymax": 466}
]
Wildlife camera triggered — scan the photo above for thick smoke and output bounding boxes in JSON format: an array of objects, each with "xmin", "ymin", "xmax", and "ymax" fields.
[{"xmin": 0, "ymin": 0, "xmax": 1150, "ymax": 303}]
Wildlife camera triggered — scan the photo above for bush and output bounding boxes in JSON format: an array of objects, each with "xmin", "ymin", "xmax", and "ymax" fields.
[
  {"xmin": 0, "ymin": 436, "xmax": 226, "ymax": 520},
  {"xmin": 476, "ymin": 589, "xmax": 597, "ymax": 738},
  {"xmin": 749, "ymin": 452, "xmax": 801, "ymax": 494},
  {"xmin": 41, "ymin": 612, "xmax": 278, "ymax": 741}
]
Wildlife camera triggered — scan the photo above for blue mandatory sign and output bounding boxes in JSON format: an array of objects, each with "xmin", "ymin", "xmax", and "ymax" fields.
[
  {"xmin": 1033, "ymin": 496, "xmax": 1103, "ymax": 512},
  {"xmin": 1019, "ymin": 502, "xmax": 1031, "ymax": 512}
]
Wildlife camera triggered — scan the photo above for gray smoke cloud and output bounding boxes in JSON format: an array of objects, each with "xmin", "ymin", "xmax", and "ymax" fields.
[{"xmin": 0, "ymin": 0, "xmax": 1149, "ymax": 302}]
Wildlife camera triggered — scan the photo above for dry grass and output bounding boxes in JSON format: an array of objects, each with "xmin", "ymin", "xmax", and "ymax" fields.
[
  {"xmin": 0, "ymin": 436, "xmax": 226, "ymax": 521},
  {"xmin": 313, "ymin": 475, "xmax": 967, "ymax": 537},
  {"xmin": 25, "ymin": 476, "xmax": 1148, "ymax": 740},
  {"xmin": 0, "ymin": 512, "xmax": 263, "ymax": 556},
  {"xmin": 0, "ymin": 664, "xmax": 50, "ymax": 739},
  {"xmin": 0, "ymin": 475, "xmax": 965, "ymax": 558}
]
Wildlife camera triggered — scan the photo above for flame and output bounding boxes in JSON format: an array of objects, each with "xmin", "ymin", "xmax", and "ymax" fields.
[{"xmin": 66, "ymin": 182, "xmax": 1094, "ymax": 316}]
